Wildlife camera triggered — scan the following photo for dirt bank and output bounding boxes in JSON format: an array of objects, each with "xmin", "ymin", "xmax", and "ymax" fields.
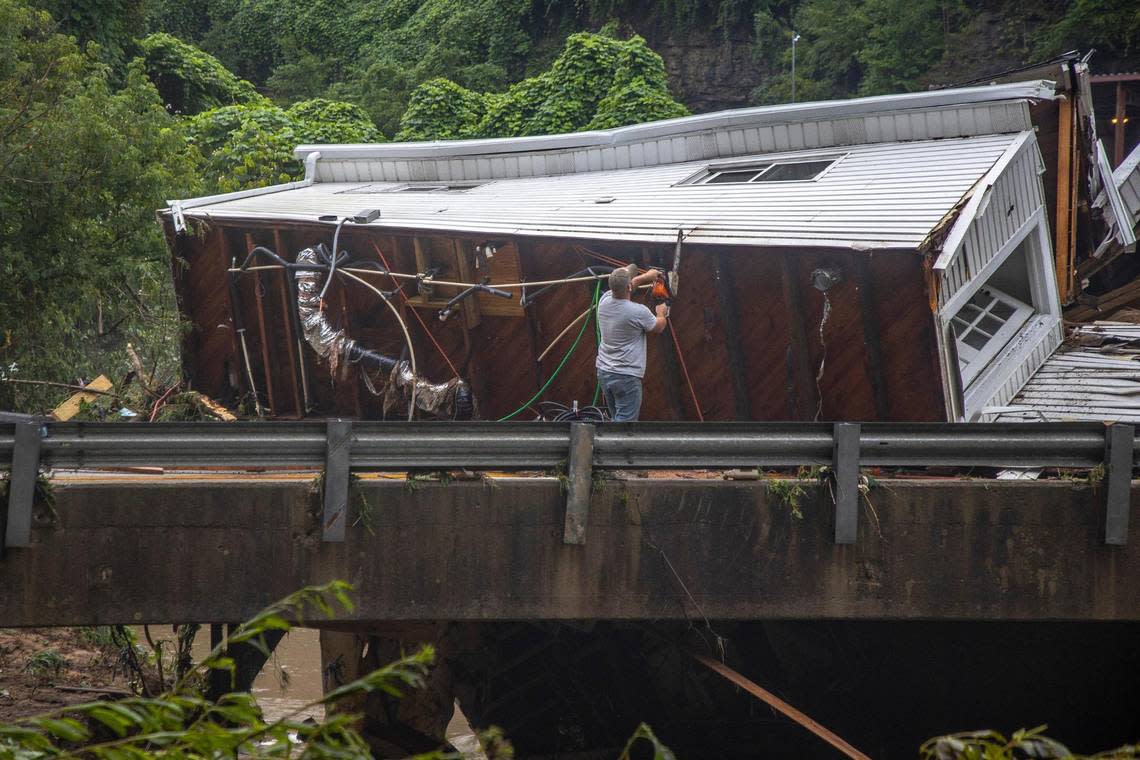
[{"xmin": 0, "ymin": 627, "xmax": 133, "ymax": 722}]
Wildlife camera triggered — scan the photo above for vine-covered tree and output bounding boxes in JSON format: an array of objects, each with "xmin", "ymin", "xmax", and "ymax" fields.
[
  {"xmin": 396, "ymin": 31, "xmax": 688, "ymax": 141},
  {"xmin": 32, "ymin": 0, "xmax": 146, "ymax": 67},
  {"xmin": 136, "ymin": 32, "xmax": 265, "ymax": 115},
  {"xmin": 185, "ymin": 98, "xmax": 383, "ymax": 191}
]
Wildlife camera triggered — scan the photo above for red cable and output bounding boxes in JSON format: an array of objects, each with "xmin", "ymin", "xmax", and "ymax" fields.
[
  {"xmin": 574, "ymin": 245, "xmax": 627, "ymax": 269},
  {"xmin": 369, "ymin": 240, "xmax": 461, "ymax": 377},
  {"xmin": 667, "ymin": 317, "xmax": 704, "ymax": 421}
]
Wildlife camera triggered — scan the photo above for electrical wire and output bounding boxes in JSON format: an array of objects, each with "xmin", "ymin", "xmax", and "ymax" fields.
[
  {"xmin": 667, "ymin": 317, "xmax": 704, "ymax": 422},
  {"xmin": 336, "ymin": 269, "xmax": 418, "ymax": 421},
  {"xmin": 232, "ymin": 265, "xmax": 609, "ymax": 291},
  {"xmin": 320, "ymin": 218, "xmax": 350, "ymax": 301},
  {"xmin": 535, "ymin": 401, "xmax": 607, "ymax": 422},
  {"xmin": 499, "ymin": 281, "xmax": 601, "ymax": 421},
  {"xmin": 368, "ymin": 241, "xmax": 461, "ymax": 377},
  {"xmin": 537, "ymin": 305, "xmax": 594, "ymax": 362}
]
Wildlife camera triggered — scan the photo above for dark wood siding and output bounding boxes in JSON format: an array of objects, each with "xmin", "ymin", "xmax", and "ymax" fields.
[{"xmin": 166, "ymin": 218, "xmax": 945, "ymax": 422}]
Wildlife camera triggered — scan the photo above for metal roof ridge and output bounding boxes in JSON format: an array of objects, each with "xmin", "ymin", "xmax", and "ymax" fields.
[{"xmin": 293, "ymin": 81, "xmax": 1056, "ymax": 163}]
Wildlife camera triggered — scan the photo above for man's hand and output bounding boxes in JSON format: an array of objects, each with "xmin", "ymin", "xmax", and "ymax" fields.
[
  {"xmin": 649, "ymin": 301, "xmax": 670, "ymax": 333},
  {"xmin": 632, "ymin": 267, "xmax": 663, "ymax": 288}
]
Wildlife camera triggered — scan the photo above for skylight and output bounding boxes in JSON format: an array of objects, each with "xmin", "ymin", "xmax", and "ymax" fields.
[
  {"xmin": 690, "ymin": 157, "xmax": 838, "ymax": 185},
  {"xmin": 387, "ymin": 183, "xmax": 481, "ymax": 192}
]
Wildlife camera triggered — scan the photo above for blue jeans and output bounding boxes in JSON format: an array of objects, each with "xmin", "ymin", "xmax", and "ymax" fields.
[{"xmin": 598, "ymin": 369, "xmax": 643, "ymax": 422}]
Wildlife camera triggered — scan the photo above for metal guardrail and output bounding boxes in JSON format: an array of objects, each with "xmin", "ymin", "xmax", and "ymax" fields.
[
  {"xmin": 0, "ymin": 420, "xmax": 1132, "ymax": 469},
  {"xmin": 0, "ymin": 419, "xmax": 1135, "ymax": 548}
]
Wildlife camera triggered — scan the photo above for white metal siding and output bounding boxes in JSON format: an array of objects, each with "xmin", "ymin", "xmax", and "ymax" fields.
[
  {"xmin": 189, "ymin": 135, "xmax": 1016, "ymax": 250},
  {"xmin": 1114, "ymin": 141, "xmax": 1140, "ymax": 231},
  {"xmin": 937, "ymin": 142, "xmax": 1046, "ymax": 310},
  {"xmin": 934, "ymin": 132, "xmax": 1060, "ymax": 421},
  {"xmin": 313, "ymin": 101, "xmax": 1032, "ymax": 185}
]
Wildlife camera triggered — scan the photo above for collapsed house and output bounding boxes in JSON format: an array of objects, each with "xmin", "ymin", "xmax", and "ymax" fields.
[{"xmin": 161, "ymin": 59, "xmax": 1139, "ymax": 423}]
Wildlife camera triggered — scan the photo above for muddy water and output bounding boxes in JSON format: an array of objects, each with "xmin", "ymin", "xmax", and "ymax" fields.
[
  {"xmin": 190, "ymin": 627, "xmax": 325, "ymax": 723},
  {"xmin": 135, "ymin": 626, "xmax": 481, "ymax": 755}
]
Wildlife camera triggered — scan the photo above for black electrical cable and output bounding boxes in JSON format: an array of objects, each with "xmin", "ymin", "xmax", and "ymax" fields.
[
  {"xmin": 535, "ymin": 400, "xmax": 608, "ymax": 422},
  {"xmin": 521, "ymin": 266, "xmax": 613, "ymax": 307},
  {"xmin": 320, "ymin": 217, "xmax": 350, "ymax": 301}
]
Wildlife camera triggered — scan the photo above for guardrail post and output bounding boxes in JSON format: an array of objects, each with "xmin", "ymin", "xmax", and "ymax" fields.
[
  {"xmin": 833, "ymin": 422, "xmax": 860, "ymax": 545},
  {"xmin": 323, "ymin": 419, "xmax": 352, "ymax": 543},
  {"xmin": 1104, "ymin": 422, "xmax": 1134, "ymax": 546},
  {"xmin": 563, "ymin": 422, "xmax": 596, "ymax": 545},
  {"xmin": 4, "ymin": 419, "xmax": 43, "ymax": 550}
]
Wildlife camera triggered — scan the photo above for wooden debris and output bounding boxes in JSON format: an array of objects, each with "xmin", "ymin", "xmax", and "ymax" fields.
[
  {"xmin": 188, "ymin": 392, "xmax": 237, "ymax": 422},
  {"xmin": 1066, "ymin": 278, "xmax": 1140, "ymax": 322},
  {"xmin": 51, "ymin": 375, "xmax": 114, "ymax": 421},
  {"xmin": 691, "ymin": 653, "xmax": 872, "ymax": 760}
]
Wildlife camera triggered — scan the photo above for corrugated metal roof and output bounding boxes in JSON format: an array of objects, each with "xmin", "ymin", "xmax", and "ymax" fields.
[
  {"xmin": 987, "ymin": 322, "xmax": 1140, "ymax": 423},
  {"xmin": 184, "ymin": 133, "xmax": 1019, "ymax": 249}
]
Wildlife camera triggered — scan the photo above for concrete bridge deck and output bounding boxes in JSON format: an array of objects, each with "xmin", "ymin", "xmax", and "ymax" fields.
[{"xmin": 2, "ymin": 473, "xmax": 1136, "ymax": 627}]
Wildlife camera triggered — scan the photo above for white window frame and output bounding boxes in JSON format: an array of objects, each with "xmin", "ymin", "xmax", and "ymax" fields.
[
  {"xmin": 675, "ymin": 153, "xmax": 845, "ymax": 186},
  {"xmin": 949, "ymin": 286, "xmax": 1034, "ymax": 387},
  {"xmin": 937, "ymin": 206, "xmax": 1061, "ymax": 421},
  {"xmin": 699, "ymin": 165, "xmax": 771, "ymax": 184}
]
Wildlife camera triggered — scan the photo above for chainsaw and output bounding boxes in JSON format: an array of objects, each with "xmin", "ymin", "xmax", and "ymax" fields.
[{"xmin": 650, "ymin": 272, "xmax": 674, "ymax": 306}]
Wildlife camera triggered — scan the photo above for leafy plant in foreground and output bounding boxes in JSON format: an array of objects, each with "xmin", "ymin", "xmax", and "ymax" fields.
[
  {"xmin": 921, "ymin": 726, "xmax": 1139, "ymax": 759},
  {"xmin": 0, "ymin": 581, "xmax": 461, "ymax": 759}
]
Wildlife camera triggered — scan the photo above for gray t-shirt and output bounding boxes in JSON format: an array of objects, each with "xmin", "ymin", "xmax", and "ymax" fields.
[{"xmin": 596, "ymin": 291, "xmax": 658, "ymax": 378}]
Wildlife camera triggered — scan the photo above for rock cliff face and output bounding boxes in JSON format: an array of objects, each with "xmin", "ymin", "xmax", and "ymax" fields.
[
  {"xmin": 634, "ymin": 17, "xmax": 766, "ymax": 113},
  {"xmin": 538, "ymin": 2, "xmax": 767, "ymax": 114}
]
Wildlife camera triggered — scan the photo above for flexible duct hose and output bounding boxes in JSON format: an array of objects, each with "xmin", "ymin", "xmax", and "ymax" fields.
[{"xmin": 294, "ymin": 246, "xmax": 473, "ymax": 419}]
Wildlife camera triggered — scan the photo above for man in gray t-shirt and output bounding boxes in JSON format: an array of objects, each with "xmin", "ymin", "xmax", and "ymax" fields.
[{"xmin": 596, "ymin": 263, "xmax": 669, "ymax": 421}]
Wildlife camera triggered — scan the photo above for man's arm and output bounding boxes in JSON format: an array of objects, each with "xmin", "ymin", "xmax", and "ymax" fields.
[
  {"xmin": 631, "ymin": 268, "xmax": 662, "ymax": 289},
  {"xmin": 629, "ymin": 267, "xmax": 668, "ymax": 332}
]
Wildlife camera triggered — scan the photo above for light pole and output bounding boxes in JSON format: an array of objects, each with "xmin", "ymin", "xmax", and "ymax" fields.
[{"xmin": 791, "ymin": 32, "xmax": 801, "ymax": 103}]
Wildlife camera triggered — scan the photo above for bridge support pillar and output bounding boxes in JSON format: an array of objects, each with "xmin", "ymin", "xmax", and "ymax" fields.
[
  {"xmin": 319, "ymin": 624, "xmax": 460, "ymax": 758},
  {"xmin": 206, "ymin": 623, "xmax": 285, "ymax": 701}
]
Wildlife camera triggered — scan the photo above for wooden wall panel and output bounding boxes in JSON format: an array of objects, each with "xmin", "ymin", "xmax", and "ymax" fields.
[{"xmin": 866, "ymin": 253, "xmax": 945, "ymax": 421}]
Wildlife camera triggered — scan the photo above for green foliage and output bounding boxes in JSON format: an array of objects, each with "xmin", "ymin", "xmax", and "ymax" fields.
[
  {"xmin": 145, "ymin": 0, "xmax": 535, "ymax": 135},
  {"xmin": 765, "ymin": 477, "xmax": 806, "ymax": 519},
  {"xmin": 618, "ymin": 722, "xmax": 676, "ymax": 759},
  {"xmin": 397, "ymin": 32, "xmax": 687, "ymax": 141},
  {"xmin": 32, "ymin": 0, "xmax": 146, "ymax": 67},
  {"xmin": 136, "ymin": 32, "xmax": 264, "ymax": 115},
  {"xmin": 920, "ymin": 725, "xmax": 1138, "ymax": 759},
  {"xmin": 1035, "ymin": 0, "xmax": 1140, "ymax": 60},
  {"xmin": 286, "ymin": 98, "xmax": 383, "ymax": 142},
  {"xmin": 0, "ymin": 0, "xmax": 201, "ymax": 413},
  {"xmin": 79, "ymin": 626, "xmax": 122, "ymax": 649},
  {"xmin": 751, "ymin": 0, "xmax": 961, "ymax": 103},
  {"xmin": 395, "ymin": 77, "xmax": 491, "ymax": 141},
  {"xmin": 857, "ymin": 0, "xmax": 952, "ymax": 95},
  {"xmin": 23, "ymin": 649, "xmax": 66, "ymax": 678},
  {"xmin": 185, "ymin": 97, "xmax": 382, "ymax": 192},
  {"xmin": 0, "ymin": 582, "xmax": 467, "ymax": 760}
]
